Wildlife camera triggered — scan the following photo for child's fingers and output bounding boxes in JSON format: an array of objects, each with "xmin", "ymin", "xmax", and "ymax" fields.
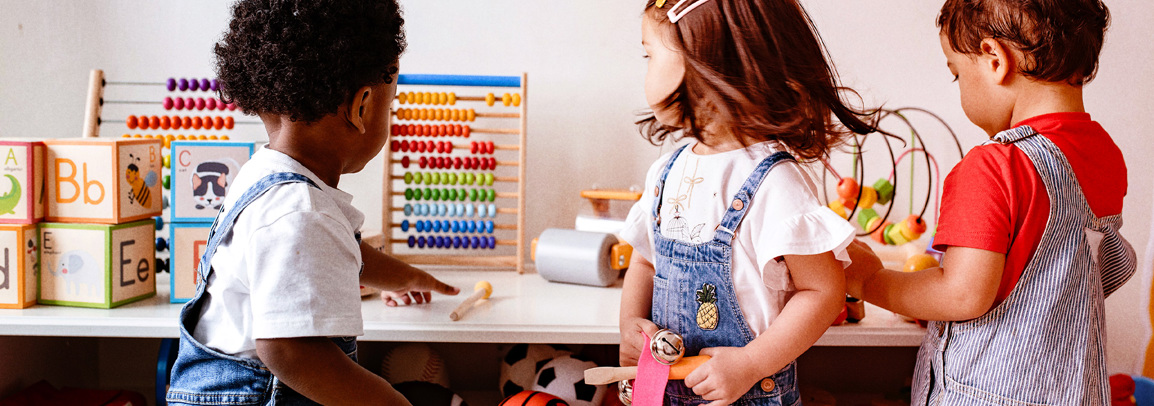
[
  {"xmin": 423, "ymin": 275, "xmax": 460, "ymax": 296},
  {"xmin": 638, "ymin": 319, "xmax": 661, "ymax": 338}
]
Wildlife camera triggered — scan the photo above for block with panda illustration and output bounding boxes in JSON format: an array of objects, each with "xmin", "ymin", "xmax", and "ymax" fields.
[
  {"xmin": 45, "ymin": 138, "xmax": 163, "ymax": 224},
  {"xmin": 169, "ymin": 141, "xmax": 254, "ymax": 222},
  {"xmin": 0, "ymin": 224, "xmax": 40, "ymax": 309},
  {"xmin": 0, "ymin": 140, "xmax": 46, "ymax": 225},
  {"xmin": 38, "ymin": 220, "xmax": 156, "ymax": 308},
  {"xmin": 168, "ymin": 222, "xmax": 211, "ymax": 303}
]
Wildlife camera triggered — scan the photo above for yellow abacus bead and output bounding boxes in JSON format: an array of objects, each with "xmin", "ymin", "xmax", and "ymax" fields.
[
  {"xmin": 134, "ymin": 134, "xmax": 143, "ymax": 138},
  {"xmin": 163, "ymin": 155, "xmax": 171, "ymax": 168},
  {"xmin": 397, "ymin": 92, "xmax": 407, "ymax": 105},
  {"xmin": 121, "ymin": 134, "xmax": 130, "ymax": 138},
  {"xmin": 857, "ymin": 186, "xmax": 878, "ymax": 209},
  {"xmin": 466, "ymin": 109, "xmax": 476, "ymax": 122},
  {"xmin": 165, "ymin": 134, "xmax": 176, "ymax": 141},
  {"xmin": 448, "ymin": 92, "xmax": 457, "ymax": 105},
  {"xmin": 512, "ymin": 93, "xmax": 522, "ymax": 107},
  {"xmin": 416, "ymin": 109, "xmax": 426, "ymax": 120},
  {"xmin": 413, "ymin": 92, "xmax": 422, "ymax": 105},
  {"xmin": 177, "ymin": 135, "xmax": 188, "ymax": 140},
  {"xmin": 407, "ymin": 92, "xmax": 416, "ymax": 105},
  {"xmin": 502, "ymin": 93, "xmax": 512, "ymax": 107},
  {"xmin": 450, "ymin": 109, "xmax": 460, "ymax": 122},
  {"xmin": 433, "ymin": 109, "xmax": 443, "ymax": 121},
  {"xmin": 198, "ymin": 135, "xmax": 208, "ymax": 140},
  {"xmin": 828, "ymin": 199, "xmax": 847, "ymax": 219},
  {"xmin": 438, "ymin": 92, "xmax": 448, "ymax": 105},
  {"xmin": 424, "ymin": 92, "xmax": 433, "ymax": 105},
  {"xmin": 221, "ymin": 135, "xmax": 230, "ymax": 140},
  {"xmin": 486, "ymin": 93, "xmax": 495, "ymax": 107},
  {"xmin": 209, "ymin": 135, "xmax": 219, "ymax": 140}
]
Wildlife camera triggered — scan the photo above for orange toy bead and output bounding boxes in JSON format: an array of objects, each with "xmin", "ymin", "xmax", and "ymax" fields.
[
  {"xmin": 198, "ymin": 135, "xmax": 208, "ymax": 140},
  {"xmin": 224, "ymin": 116, "xmax": 235, "ymax": 130},
  {"xmin": 485, "ymin": 93, "xmax": 495, "ymax": 107},
  {"xmin": 221, "ymin": 135, "xmax": 230, "ymax": 140},
  {"xmin": 213, "ymin": 116, "xmax": 224, "ymax": 130},
  {"xmin": 870, "ymin": 221, "xmax": 891, "ymax": 244},
  {"xmin": 906, "ymin": 215, "xmax": 927, "ymax": 235},
  {"xmin": 181, "ymin": 116, "xmax": 193, "ymax": 130},
  {"xmin": 447, "ymin": 92, "xmax": 457, "ymax": 105},
  {"xmin": 903, "ymin": 253, "xmax": 940, "ymax": 273},
  {"xmin": 149, "ymin": 115, "xmax": 161, "ymax": 130},
  {"xmin": 191, "ymin": 116, "xmax": 203, "ymax": 130},
  {"xmin": 512, "ymin": 93, "xmax": 522, "ymax": 107},
  {"xmin": 502, "ymin": 93, "xmax": 512, "ymax": 107},
  {"xmin": 837, "ymin": 177, "xmax": 859, "ymax": 200},
  {"xmin": 466, "ymin": 109, "xmax": 476, "ymax": 122},
  {"xmin": 462, "ymin": 125, "xmax": 471, "ymax": 138},
  {"xmin": 828, "ymin": 199, "xmax": 848, "ymax": 219},
  {"xmin": 126, "ymin": 115, "xmax": 140, "ymax": 129},
  {"xmin": 161, "ymin": 116, "xmax": 172, "ymax": 130},
  {"xmin": 857, "ymin": 186, "xmax": 878, "ymax": 208}
]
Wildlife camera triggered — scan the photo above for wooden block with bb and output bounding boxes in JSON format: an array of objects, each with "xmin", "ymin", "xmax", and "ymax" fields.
[
  {"xmin": 169, "ymin": 141, "xmax": 254, "ymax": 222},
  {"xmin": 0, "ymin": 224, "xmax": 40, "ymax": 309},
  {"xmin": 45, "ymin": 138, "xmax": 163, "ymax": 224},
  {"xmin": 168, "ymin": 222, "xmax": 211, "ymax": 303},
  {"xmin": 38, "ymin": 220, "xmax": 156, "ymax": 308},
  {"xmin": 0, "ymin": 140, "xmax": 46, "ymax": 224}
]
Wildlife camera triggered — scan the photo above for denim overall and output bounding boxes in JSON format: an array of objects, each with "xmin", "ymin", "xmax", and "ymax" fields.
[
  {"xmin": 167, "ymin": 173, "xmax": 360, "ymax": 406},
  {"xmin": 651, "ymin": 145, "xmax": 801, "ymax": 406},
  {"xmin": 913, "ymin": 126, "xmax": 1136, "ymax": 406}
]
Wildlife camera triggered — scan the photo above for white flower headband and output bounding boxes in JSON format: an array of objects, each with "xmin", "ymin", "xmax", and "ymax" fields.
[{"xmin": 657, "ymin": 0, "xmax": 714, "ymax": 23}]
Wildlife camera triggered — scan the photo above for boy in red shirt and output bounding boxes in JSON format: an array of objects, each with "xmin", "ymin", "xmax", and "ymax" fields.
[{"xmin": 846, "ymin": 0, "xmax": 1137, "ymax": 404}]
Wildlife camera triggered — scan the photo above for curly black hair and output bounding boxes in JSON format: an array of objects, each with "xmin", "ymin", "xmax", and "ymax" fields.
[{"xmin": 214, "ymin": 0, "xmax": 406, "ymax": 123}]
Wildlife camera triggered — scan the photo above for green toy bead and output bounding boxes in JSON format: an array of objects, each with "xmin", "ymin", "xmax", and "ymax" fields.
[
  {"xmin": 469, "ymin": 189, "xmax": 478, "ymax": 201},
  {"xmin": 488, "ymin": 189, "xmax": 496, "ymax": 202},
  {"xmin": 449, "ymin": 189, "xmax": 458, "ymax": 200},
  {"xmin": 433, "ymin": 188, "xmax": 443, "ymax": 201},
  {"xmin": 873, "ymin": 179, "xmax": 895, "ymax": 205},
  {"xmin": 424, "ymin": 188, "xmax": 433, "ymax": 201},
  {"xmin": 163, "ymin": 175, "xmax": 171, "ymax": 190},
  {"xmin": 485, "ymin": 173, "xmax": 495, "ymax": 186},
  {"xmin": 882, "ymin": 224, "xmax": 897, "ymax": 245},
  {"xmin": 423, "ymin": 172, "xmax": 433, "ymax": 185},
  {"xmin": 857, "ymin": 208, "xmax": 879, "ymax": 230},
  {"xmin": 449, "ymin": 173, "xmax": 458, "ymax": 185},
  {"xmin": 404, "ymin": 188, "xmax": 414, "ymax": 200},
  {"xmin": 459, "ymin": 188, "xmax": 468, "ymax": 201},
  {"xmin": 404, "ymin": 172, "xmax": 413, "ymax": 184}
]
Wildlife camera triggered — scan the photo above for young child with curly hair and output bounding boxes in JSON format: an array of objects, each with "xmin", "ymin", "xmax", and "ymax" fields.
[
  {"xmin": 165, "ymin": 1, "xmax": 458, "ymax": 405},
  {"xmin": 846, "ymin": 0, "xmax": 1136, "ymax": 404}
]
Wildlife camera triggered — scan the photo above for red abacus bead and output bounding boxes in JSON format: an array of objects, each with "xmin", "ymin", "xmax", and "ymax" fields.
[
  {"xmin": 451, "ymin": 124, "xmax": 461, "ymax": 136},
  {"xmin": 481, "ymin": 158, "xmax": 491, "ymax": 170},
  {"xmin": 192, "ymin": 116, "xmax": 204, "ymax": 130},
  {"xmin": 390, "ymin": 140, "xmax": 400, "ymax": 152},
  {"xmin": 489, "ymin": 157, "xmax": 497, "ymax": 169},
  {"xmin": 442, "ymin": 141, "xmax": 452, "ymax": 153},
  {"xmin": 185, "ymin": 97, "xmax": 196, "ymax": 110},
  {"xmin": 432, "ymin": 125, "xmax": 442, "ymax": 137},
  {"xmin": 390, "ymin": 124, "xmax": 399, "ymax": 135},
  {"xmin": 227, "ymin": 103, "xmax": 237, "ymax": 111},
  {"xmin": 473, "ymin": 157, "xmax": 482, "ymax": 169},
  {"xmin": 163, "ymin": 97, "xmax": 174, "ymax": 110},
  {"xmin": 470, "ymin": 141, "xmax": 479, "ymax": 154},
  {"xmin": 174, "ymin": 97, "xmax": 185, "ymax": 110},
  {"xmin": 399, "ymin": 140, "xmax": 409, "ymax": 152},
  {"xmin": 486, "ymin": 141, "xmax": 495, "ymax": 154},
  {"xmin": 206, "ymin": 98, "xmax": 218, "ymax": 110},
  {"xmin": 439, "ymin": 125, "xmax": 448, "ymax": 137},
  {"xmin": 126, "ymin": 115, "xmax": 139, "ymax": 129},
  {"xmin": 213, "ymin": 116, "xmax": 224, "ymax": 130},
  {"xmin": 194, "ymin": 98, "xmax": 205, "ymax": 110},
  {"xmin": 463, "ymin": 125, "xmax": 471, "ymax": 138},
  {"xmin": 403, "ymin": 124, "xmax": 413, "ymax": 136},
  {"xmin": 419, "ymin": 156, "xmax": 428, "ymax": 169},
  {"xmin": 453, "ymin": 157, "xmax": 463, "ymax": 169},
  {"xmin": 416, "ymin": 141, "xmax": 426, "ymax": 153},
  {"xmin": 224, "ymin": 116, "xmax": 235, "ymax": 129},
  {"xmin": 401, "ymin": 155, "xmax": 410, "ymax": 168},
  {"xmin": 161, "ymin": 116, "xmax": 172, "ymax": 130},
  {"xmin": 180, "ymin": 116, "xmax": 191, "ymax": 129},
  {"xmin": 416, "ymin": 125, "xmax": 425, "ymax": 137},
  {"xmin": 424, "ymin": 124, "xmax": 433, "ymax": 137},
  {"xmin": 440, "ymin": 157, "xmax": 451, "ymax": 169}
]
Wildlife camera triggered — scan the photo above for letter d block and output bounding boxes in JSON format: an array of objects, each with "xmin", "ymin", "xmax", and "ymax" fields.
[
  {"xmin": 170, "ymin": 141, "xmax": 254, "ymax": 222},
  {"xmin": 39, "ymin": 220, "xmax": 155, "ymax": 308},
  {"xmin": 0, "ymin": 224, "xmax": 40, "ymax": 309},
  {"xmin": 45, "ymin": 138, "xmax": 163, "ymax": 224},
  {"xmin": 169, "ymin": 222, "xmax": 211, "ymax": 303},
  {"xmin": 0, "ymin": 140, "xmax": 46, "ymax": 224}
]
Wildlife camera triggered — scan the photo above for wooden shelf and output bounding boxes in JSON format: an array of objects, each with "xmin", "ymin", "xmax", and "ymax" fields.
[{"xmin": 0, "ymin": 269, "xmax": 924, "ymax": 346}]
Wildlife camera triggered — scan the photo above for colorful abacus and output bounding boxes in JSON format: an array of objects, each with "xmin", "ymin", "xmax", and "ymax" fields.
[
  {"xmin": 383, "ymin": 74, "xmax": 528, "ymax": 272},
  {"xmin": 82, "ymin": 69, "xmax": 257, "ymax": 139}
]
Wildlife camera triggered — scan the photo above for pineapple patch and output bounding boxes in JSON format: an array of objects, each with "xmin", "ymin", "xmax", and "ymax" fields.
[{"xmin": 696, "ymin": 283, "xmax": 719, "ymax": 330}]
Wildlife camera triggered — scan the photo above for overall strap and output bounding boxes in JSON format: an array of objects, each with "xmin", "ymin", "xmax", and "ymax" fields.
[
  {"xmin": 714, "ymin": 151, "xmax": 795, "ymax": 245},
  {"xmin": 196, "ymin": 172, "xmax": 320, "ymax": 284},
  {"xmin": 985, "ymin": 124, "xmax": 1038, "ymax": 146},
  {"xmin": 651, "ymin": 145, "xmax": 690, "ymax": 224}
]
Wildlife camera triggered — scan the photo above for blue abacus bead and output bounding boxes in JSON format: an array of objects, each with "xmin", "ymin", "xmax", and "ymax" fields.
[
  {"xmin": 154, "ymin": 217, "xmax": 165, "ymax": 231},
  {"xmin": 401, "ymin": 220, "xmax": 410, "ymax": 232},
  {"xmin": 471, "ymin": 236, "xmax": 481, "ymax": 249},
  {"xmin": 441, "ymin": 220, "xmax": 451, "ymax": 231},
  {"xmin": 417, "ymin": 236, "xmax": 426, "ymax": 248},
  {"xmin": 458, "ymin": 203, "xmax": 467, "ymax": 217},
  {"xmin": 453, "ymin": 236, "xmax": 462, "ymax": 248},
  {"xmin": 415, "ymin": 220, "xmax": 425, "ymax": 232},
  {"xmin": 407, "ymin": 235, "xmax": 416, "ymax": 248},
  {"xmin": 433, "ymin": 236, "xmax": 442, "ymax": 248},
  {"xmin": 167, "ymin": 78, "xmax": 177, "ymax": 91},
  {"xmin": 462, "ymin": 236, "xmax": 471, "ymax": 249},
  {"xmin": 488, "ymin": 204, "xmax": 497, "ymax": 218},
  {"xmin": 465, "ymin": 204, "xmax": 474, "ymax": 218},
  {"xmin": 156, "ymin": 237, "xmax": 168, "ymax": 252},
  {"xmin": 440, "ymin": 204, "xmax": 449, "ymax": 216},
  {"xmin": 424, "ymin": 220, "xmax": 434, "ymax": 232},
  {"xmin": 488, "ymin": 236, "xmax": 497, "ymax": 249},
  {"xmin": 433, "ymin": 221, "xmax": 443, "ymax": 233},
  {"xmin": 415, "ymin": 204, "xmax": 425, "ymax": 216},
  {"xmin": 451, "ymin": 221, "xmax": 460, "ymax": 233},
  {"xmin": 179, "ymin": 78, "xmax": 189, "ymax": 91},
  {"xmin": 404, "ymin": 204, "xmax": 413, "ymax": 216},
  {"xmin": 486, "ymin": 220, "xmax": 494, "ymax": 234},
  {"xmin": 478, "ymin": 236, "xmax": 489, "ymax": 249},
  {"xmin": 475, "ymin": 204, "xmax": 485, "ymax": 218},
  {"xmin": 163, "ymin": 196, "xmax": 170, "ymax": 209}
]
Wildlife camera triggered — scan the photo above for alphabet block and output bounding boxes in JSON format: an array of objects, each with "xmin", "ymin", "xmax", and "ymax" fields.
[
  {"xmin": 38, "ymin": 220, "xmax": 155, "ymax": 308},
  {"xmin": 168, "ymin": 222, "xmax": 210, "ymax": 303},
  {"xmin": 45, "ymin": 138, "xmax": 163, "ymax": 224},
  {"xmin": 169, "ymin": 141, "xmax": 254, "ymax": 222},
  {"xmin": 0, "ymin": 140, "xmax": 46, "ymax": 224},
  {"xmin": 0, "ymin": 224, "xmax": 39, "ymax": 309}
]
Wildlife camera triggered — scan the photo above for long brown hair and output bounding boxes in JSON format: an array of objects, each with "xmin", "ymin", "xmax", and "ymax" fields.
[{"xmin": 639, "ymin": 0, "xmax": 881, "ymax": 161}]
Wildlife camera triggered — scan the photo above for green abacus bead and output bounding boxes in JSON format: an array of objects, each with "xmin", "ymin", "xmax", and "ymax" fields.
[
  {"xmin": 459, "ymin": 188, "xmax": 468, "ymax": 201},
  {"xmin": 404, "ymin": 172, "xmax": 413, "ymax": 184},
  {"xmin": 424, "ymin": 188, "xmax": 433, "ymax": 201},
  {"xmin": 163, "ymin": 175, "xmax": 171, "ymax": 190},
  {"xmin": 488, "ymin": 189, "xmax": 496, "ymax": 202},
  {"xmin": 449, "ymin": 173, "xmax": 458, "ymax": 185},
  {"xmin": 423, "ymin": 172, "xmax": 432, "ymax": 185},
  {"xmin": 485, "ymin": 173, "xmax": 495, "ymax": 186},
  {"xmin": 469, "ymin": 189, "xmax": 478, "ymax": 201},
  {"xmin": 449, "ymin": 189, "xmax": 459, "ymax": 201},
  {"xmin": 442, "ymin": 188, "xmax": 451, "ymax": 201},
  {"xmin": 433, "ymin": 188, "xmax": 443, "ymax": 201},
  {"xmin": 404, "ymin": 188, "xmax": 414, "ymax": 200}
]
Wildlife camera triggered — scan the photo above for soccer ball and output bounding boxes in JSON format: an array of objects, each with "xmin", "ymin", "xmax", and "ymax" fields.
[
  {"xmin": 532, "ymin": 356, "xmax": 605, "ymax": 406},
  {"xmin": 499, "ymin": 344, "xmax": 573, "ymax": 398}
]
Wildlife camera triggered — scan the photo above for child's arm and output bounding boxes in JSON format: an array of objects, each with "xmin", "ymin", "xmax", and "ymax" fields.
[
  {"xmin": 256, "ymin": 337, "xmax": 411, "ymax": 405},
  {"xmin": 684, "ymin": 252, "xmax": 845, "ymax": 405},
  {"xmin": 846, "ymin": 240, "xmax": 1004, "ymax": 321},
  {"xmin": 358, "ymin": 241, "xmax": 460, "ymax": 304},
  {"xmin": 619, "ymin": 254, "xmax": 661, "ymax": 367}
]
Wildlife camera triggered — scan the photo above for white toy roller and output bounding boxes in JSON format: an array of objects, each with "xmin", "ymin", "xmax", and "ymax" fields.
[{"xmin": 531, "ymin": 228, "xmax": 631, "ymax": 287}]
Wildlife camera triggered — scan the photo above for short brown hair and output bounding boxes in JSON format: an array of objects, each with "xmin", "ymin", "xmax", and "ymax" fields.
[
  {"xmin": 938, "ymin": 0, "xmax": 1109, "ymax": 86},
  {"xmin": 639, "ymin": 0, "xmax": 880, "ymax": 162}
]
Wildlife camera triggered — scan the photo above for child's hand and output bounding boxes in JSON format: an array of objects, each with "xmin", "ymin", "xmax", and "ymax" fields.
[
  {"xmin": 380, "ymin": 289, "xmax": 431, "ymax": 307},
  {"xmin": 618, "ymin": 317, "xmax": 660, "ymax": 367},
  {"xmin": 376, "ymin": 267, "xmax": 459, "ymax": 307},
  {"xmin": 844, "ymin": 239, "xmax": 883, "ymax": 298},
  {"xmin": 683, "ymin": 346, "xmax": 761, "ymax": 405}
]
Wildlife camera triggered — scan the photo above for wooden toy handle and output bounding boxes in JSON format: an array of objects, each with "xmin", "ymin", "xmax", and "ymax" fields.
[
  {"xmin": 583, "ymin": 355, "xmax": 711, "ymax": 385},
  {"xmin": 449, "ymin": 281, "xmax": 492, "ymax": 321},
  {"xmin": 83, "ymin": 69, "xmax": 104, "ymax": 138}
]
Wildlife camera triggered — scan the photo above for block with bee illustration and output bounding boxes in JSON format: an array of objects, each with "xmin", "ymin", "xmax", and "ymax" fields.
[
  {"xmin": 38, "ymin": 220, "xmax": 155, "ymax": 308},
  {"xmin": 44, "ymin": 138, "xmax": 163, "ymax": 224},
  {"xmin": 0, "ymin": 140, "xmax": 46, "ymax": 225},
  {"xmin": 169, "ymin": 141, "xmax": 254, "ymax": 222},
  {"xmin": 0, "ymin": 224, "xmax": 40, "ymax": 309}
]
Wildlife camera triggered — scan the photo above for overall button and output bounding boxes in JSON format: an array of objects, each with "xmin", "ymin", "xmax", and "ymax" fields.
[
  {"xmin": 654, "ymin": 186, "xmax": 660, "ymax": 197},
  {"xmin": 732, "ymin": 199, "xmax": 744, "ymax": 211},
  {"xmin": 760, "ymin": 377, "xmax": 775, "ymax": 392}
]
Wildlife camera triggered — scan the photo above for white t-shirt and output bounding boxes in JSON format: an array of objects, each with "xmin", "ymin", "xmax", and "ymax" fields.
[
  {"xmin": 193, "ymin": 147, "xmax": 365, "ymax": 359},
  {"xmin": 621, "ymin": 141, "xmax": 854, "ymax": 335}
]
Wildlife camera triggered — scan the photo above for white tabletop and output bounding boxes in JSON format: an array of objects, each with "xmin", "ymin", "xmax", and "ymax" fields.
[{"xmin": 0, "ymin": 269, "xmax": 925, "ymax": 346}]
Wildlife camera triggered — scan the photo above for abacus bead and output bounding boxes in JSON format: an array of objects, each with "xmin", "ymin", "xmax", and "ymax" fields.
[
  {"xmin": 404, "ymin": 188, "xmax": 414, "ymax": 200},
  {"xmin": 200, "ymin": 78, "xmax": 211, "ymax": 91},
  {"xmin": 439, "ymin": 204, "xmax": 448, "ymax": 216},
  {"xmin": 417, "ymin": 172, "xmax": 427, "ymax": 185},
  {"xmin": 213, "ymin": 116, "xmax": 225, "ymax": 130},
  {"xmin": 489, "ymin": 157, "xmax": 497, "ymax": 170},
  {"xmin": 502, "ymin": 93, "xmax": 512, "ymax": 107},
  {"xmin": 413, "ymin": 188, "xmax": 423, "ymax": 200},
  {"xmin": 472, "ymin": 236, "xmax": 481, "ymax": 249},
  {"xmin": 488, "ymin": 189, "xmax": 497, "ymax": 202},
  {"xmin": 190, "ymin": 79, "xmax": 201, "ymax": 91},
  {"xmin": 227, "ymin": 103, "xmax": 237, "ymax": 111},
  {"xmin": 174, "ymin": 97, "xmax": 185, "ymax": 110},
  {"xmin": 466, "ymin": 109, "xmax": 476, "ymax": 122},
  {"xmin": 488, "ymin": 236, "xmax": 497, "ymax": 249},
  {"xmin": 400, "ymin": 220, "xmax": 410, "ymax": 232},
  {"xmin": 479, "ymin": 237, "xmax": 489, "ymax": 249},
  {"xmin": 391, "ymin": 140, "xmax": 401, "ymax": 153},
  {"xmin": 404, "ymin": 204, "xmax": 413, "ymax": 216},
  {"xmin": 211, "ymin": 79, "xmax": 219, "ymax": 91},
  {"xmin": 466, "ymin": 221, "xmax": 476, "ymax": 233},
  {"xmin": 480, "ymin": 158, "xmax": 490, "ymax": 171},
  {"xmin": 401, "ymin": 156, "xmax": 410, "ymax": 168},
  {"xmin": 179, "ymin": 78, "xmax": 189, "ymax": 91},
  {"xmin": 415, "ymin": 220, "xmax": 425, "ymax": 232},
  {"xmin": 163, "ymin": 97, "xmax": 174, "ymax": 110},
  {"xmin": 449, "ymin": 157, "xmax": 459, "ymax": 170},
  {"xmin": 464, "ymin": 237, "xmax": 473, "ymax": 249},
  {"xmin": 192, "ymin": 116, "xmax": 204, "ymax": 130},
  {"xmin": 477, "ymin": 204, "xmax": 487, "ymax": 217},
  {"xmin": 453, "ymin": 237, "xmax": 462, "ymax": 248},
  {"xmin": 487, "ymin": 221, "xmax": 495, "ymax": 233},
  {"xmin": 448, "ymin": 188, "xmax": 458, "ymax": 201},
  {"xmin": 167, "ymin": 78, "xmax": 177, "ymax": 91},
  {"xmin": 127, "ymin": 115, "xmax": 139, "ymax": 129},
  {"xmin": 469, "ymin": 189, "xmax": 478, "ymax": 202},
  {"xmin": 149, "ymin": 115, "xmax": 160, "ymax": 129},
  {"xmin": 442, "ymin": 220, "xmax": 451, "ymax": 231},
  {"xmin": 419, "ymin": 156, "xmax": 428, "ymax": 169},
  {"xmin": 448, "ymin": 173, "xmax": 458, "ymax": 185},
  {"xmin": 512, "ymin": 94, "xmax": 522, "ymax": 107},
  {"xmin": 432, "ymin": 221, "xmax": 441, "ymax": 232},
  {"xmin": 184, "ymin": 97, "xmax": 195, "ymax": 109},
  {"xmin": 465, "ymin": 204, "xmax": 474, "ymax": 217},
  {"xmin": 161, "ymin": 116, "xmax": 172, "ymax": 130},
  {"xmin": 471, "ymin": 141, "xmax": 479, "ymax": 154},
  {"xmin": 485, "ymin": 93, "xmax": 495, "ymax": 106},
  {"xmin": 224, "ymin": 116, "xmax": 234, "ymax": 129},
  {"xmin": 206, "ymin": 98, "xmax": 218, "ymax": 110},
  {"xmin": 485, "ymin": 173, "xmax": 495, "ymax": 186},
  {"xmin": 488, "ymin": 204, "xmax": 497, "ymax": 218},
  {"xmin": 407, "ymin": 236, "xmax": 416, "ymax": 248},
  {"xmin": 462, "ymin": 125, "xmax": 471, "ymax": 138},
  {"xmin": 402, "ymin": 171, "xmax": 412, "ymax": 184},
  {"xmin": 195, "ymin": 97, "xmax": 206, "ymax": 110},
  {"xmin": 417, "ymin": 236, "xmax": 426, "ymax": 248}
]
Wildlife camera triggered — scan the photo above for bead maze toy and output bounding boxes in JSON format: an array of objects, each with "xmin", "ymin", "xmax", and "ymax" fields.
[{"xmin": 383, "ymin": 74, "xmax": 528, "ymax": 272}]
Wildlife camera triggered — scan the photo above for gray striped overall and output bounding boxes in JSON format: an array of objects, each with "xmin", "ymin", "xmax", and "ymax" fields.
[{"xmin": 913, "ymin": 125, "xmax": 1136, "ymax": 406}]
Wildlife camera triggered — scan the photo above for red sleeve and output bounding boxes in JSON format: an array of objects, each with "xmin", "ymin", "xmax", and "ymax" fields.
[{"xmin": 932, "ymin": 146, "xmax": 1014, "ymax": 254}]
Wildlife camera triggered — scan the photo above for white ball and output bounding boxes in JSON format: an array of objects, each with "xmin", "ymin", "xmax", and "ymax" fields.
[
  {"xmin": 381, "ymin": 343, "xmax": 450, "ymax": 387},
  {"xmin": 499, "ymin": 344, "xmax": 573, "ymax": 398},
  {"xmin": 532, "ymin": 355, "xmax": 604, "ymax": 406}
]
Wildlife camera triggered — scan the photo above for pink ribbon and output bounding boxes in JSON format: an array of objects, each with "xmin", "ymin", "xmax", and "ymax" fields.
[{"xmin": 632, "ymin": 331, "xmax": 670, "ymax": 406}]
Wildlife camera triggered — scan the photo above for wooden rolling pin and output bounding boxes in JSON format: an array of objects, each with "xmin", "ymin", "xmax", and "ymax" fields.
[{"xmin": 584, "ymin": 355, "xmax": 711, "ymax": 385}]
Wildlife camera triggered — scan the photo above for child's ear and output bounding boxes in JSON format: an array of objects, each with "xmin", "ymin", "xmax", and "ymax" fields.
[
  {"xmin": 346, "ymin": 86, "xmax": 372, "ymax": 134},
  {"xmin": 979, "ymin": 38, "xmax": 1013, "ymax": 85}
]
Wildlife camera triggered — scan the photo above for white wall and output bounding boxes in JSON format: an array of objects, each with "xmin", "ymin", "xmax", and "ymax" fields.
[{"xmin": 2, "ymin": 0, "xmax": 1151, "ymax": 374}]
